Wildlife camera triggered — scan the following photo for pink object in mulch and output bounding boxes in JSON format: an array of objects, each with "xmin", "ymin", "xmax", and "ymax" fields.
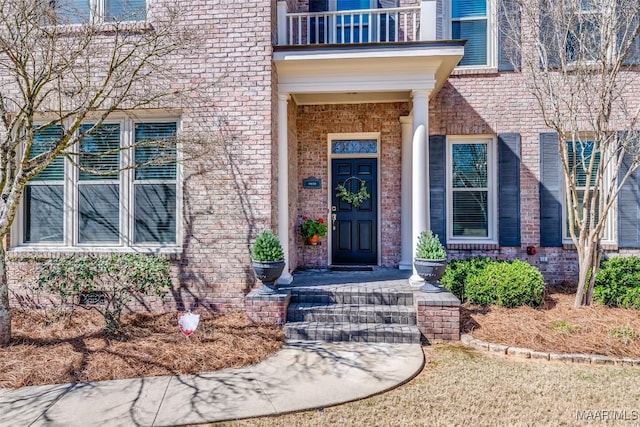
[{"xmin": 178, "ymin": 311, "xmax": 200, "ymax": 338}]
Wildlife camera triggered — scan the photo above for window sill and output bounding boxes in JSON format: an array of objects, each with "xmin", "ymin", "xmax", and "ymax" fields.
[
  {"xmin": 451, "ymin": 66, "xmax": 499, "ymax": 76},
  {"xmin": 54, "ymin": 20, "xmax": 153, "ymax": 34},
  {"xmin": 447, "ymin": 243, "xmax": 500, "ymax": 251},
  {"xmin": 561, "ymin": 243, "xmax": 618, "ymax": 251},
  {"xmin": 8, "ymin": 246, "xmax": 182, "ymax": 261}
]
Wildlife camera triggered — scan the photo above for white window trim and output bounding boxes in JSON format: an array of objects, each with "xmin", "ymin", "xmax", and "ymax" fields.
[
  {"xmin": 57, "ymin": 0, "xmax": 148, "ymax": 25},
  {"xmin": 446, "ymin": 135, "xmax": 498, "ymax": 244},
  {"xmin": 561, "ymin": 137, "xmax": 615, "ymax": 245},
  {"xmin": 14, "ymin": 116, "xmax": 182, "ymax": 254},
  {"xmin": 449, "ymin": 0, "xmax": 498, "ymax": 70}
]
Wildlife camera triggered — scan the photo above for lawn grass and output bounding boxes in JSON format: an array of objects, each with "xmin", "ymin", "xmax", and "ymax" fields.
[{"xmin": 216, "ymin": 344, "xmax": 640, "ymax": 427}]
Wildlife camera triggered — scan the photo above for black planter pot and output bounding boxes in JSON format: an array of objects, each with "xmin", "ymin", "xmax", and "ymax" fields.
[
  {"xmin": 251, "ymin": 260, "xmax": 286, "ymax": 294},
  {"xmin": 414, "ymin": 258, "xmax": 447, "ymax": 292}
]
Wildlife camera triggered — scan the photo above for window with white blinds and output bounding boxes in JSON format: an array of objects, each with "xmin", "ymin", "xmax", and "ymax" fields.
[
  {"xmin": 452, "ymin": 0, "xmax": 491, "ymax": 67},
  {"xmin": 24, "ymin": 125, "xmax": 65, "ymax": 243},
  {"xmin": 134, "ymin": 122, "xmax": 177, "ymax": 244},
  {"xmin": 54, "ymin": 0, "xmax": 146, "ymax": 24},
  {"xmin": 447, "ymin": 137, "xmax": 496, "ymax": 242},
  {"xmin": 22, "ymin": 119, "xmax": 179, "ymax": 248}
]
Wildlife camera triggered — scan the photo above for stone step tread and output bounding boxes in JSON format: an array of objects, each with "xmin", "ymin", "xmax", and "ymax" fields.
[
  {"xmin": 287, "ymin": 303, "xmax": 417, "ymax": 324},
  {"xmin": 290, "ymin": 287, "xmax": 414, "ymax": 305},
  {"xmin": 284, "ymin": 321, "xmax": 421, "ymax": 343}
]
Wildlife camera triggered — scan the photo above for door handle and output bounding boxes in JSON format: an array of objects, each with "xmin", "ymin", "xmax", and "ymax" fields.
[{"xmin": 331, "ymin": 213, "xmax": 337, "ymax": 231}]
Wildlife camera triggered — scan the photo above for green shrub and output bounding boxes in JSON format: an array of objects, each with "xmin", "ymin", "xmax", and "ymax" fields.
[
  {"xmin": 594, "ymin": 257, "xmax": 640, "ymax": 308},
  {"xmin": 36, "ymin": 254, "xmax": 172, "ymax": 332},
  {"xmin": 464, "ymin": 260, "xmax": 544, "ymax": 308},
  {"xmin": 440, "ymin": 257, "xmax": 491, "ymax": 302},
  {"xmin": 415, "ymin": 230, "xmax": 447, "ymax": 259},
  {"xmin": 251, "ymin": 229, "xmax": 284, "ymax": 262}
]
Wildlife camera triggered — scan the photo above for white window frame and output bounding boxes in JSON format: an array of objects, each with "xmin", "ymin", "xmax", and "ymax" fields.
[
  {"xmin": 561, "ymin": 136, "xmax": 614, "ymax": 244},
  {"xmin": 56, "ymin": 0, "xmax": 147, "ymax": 24},
  {"xmin": 15, "ymin": 116, "xmax": 182, "ymax": 254},
  {"xmin": 448, "ymin": 0, "xmax": 498, "ymax": 69},
  {"xmin": 446, "ymin": 135, "xmax": 498, "ymax": 243}
]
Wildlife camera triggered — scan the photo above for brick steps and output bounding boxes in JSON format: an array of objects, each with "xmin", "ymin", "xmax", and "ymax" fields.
[
  {"xmin": 284, "ymin": 283, "xmax": 419, "ymax": 344},
  {"xmin": 287, "ymin": 303, "xmax": 416, "ymax": 324},
  {"xmin": 284, "ymin": 321, "xmax": 421, "ymax": 344}
]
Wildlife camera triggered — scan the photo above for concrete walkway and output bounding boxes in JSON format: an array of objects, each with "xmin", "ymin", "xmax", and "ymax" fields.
[{"xmin": 0, "ymin": 341, "xmax": 424, "ymax": 427}]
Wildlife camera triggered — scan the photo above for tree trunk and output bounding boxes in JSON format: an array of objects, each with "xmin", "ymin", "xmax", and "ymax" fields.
[
  {"xmin": 574, "ymin": 238, "xmax": 600, "ymax": 307},
  {"xmin": 0, "ymin": 244, "xmax": 10, "ymax": 346}
]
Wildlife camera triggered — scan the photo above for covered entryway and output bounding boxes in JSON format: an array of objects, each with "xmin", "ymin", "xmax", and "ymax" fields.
[{"xmin": 273, "ymin": 42, "xmax": 464, "ymax": 283}]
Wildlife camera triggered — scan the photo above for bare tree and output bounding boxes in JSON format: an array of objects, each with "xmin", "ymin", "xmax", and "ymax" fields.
[
  {"xmin": 501, "ymin": 0, "xmax": 640, "ymax": 306},
  {"xmin": 0, "ymin": 0, "xmax": 198, "ymax": 345}
]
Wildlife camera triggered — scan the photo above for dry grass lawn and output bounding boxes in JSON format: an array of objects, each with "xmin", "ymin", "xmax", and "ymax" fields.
[
  {"xmin": 0, "ymin": 309, "xmax": 283, "ymax": 389},
  {"xmin": 217, "ymin": 344, "xmax": 640, "ymax": 427}
]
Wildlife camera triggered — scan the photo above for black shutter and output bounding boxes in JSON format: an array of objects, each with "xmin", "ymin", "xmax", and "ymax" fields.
[
  {"xmin": 618, "ymin": 132, "xmax": 640, "ymax": 247},
  {"xmin": 429, "ymin": 135, "xmax": 446, "ymax": 245},
  {"xmin": 540, "ymin": 133, "xmax": 563, "ymax": 246},
  {"xmin": 498, "ymin": 0, "xmax": 520, "ymax": 71},
  {"xmin": 621, "ymin": 14, "xmax": 640, "ymax": 66},
  {"xmin": 498, "ymin": 133, "xmax": 521, "ymax": 246}
]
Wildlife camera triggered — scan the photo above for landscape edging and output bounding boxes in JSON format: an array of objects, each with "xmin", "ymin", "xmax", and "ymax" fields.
[{"xmin": 460, "ymin": 334, "xmax": 640, "ymax": 367}]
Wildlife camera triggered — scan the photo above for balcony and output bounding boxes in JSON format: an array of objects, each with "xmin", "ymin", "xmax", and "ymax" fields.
[{"xmin": 276, "ymin": 1, "xmax": 437, "ymax": 46}]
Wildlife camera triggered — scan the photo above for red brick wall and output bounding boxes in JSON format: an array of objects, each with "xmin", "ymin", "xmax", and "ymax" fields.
[{"xmin": 295, "ymin": 102, "xmax": 410, "ymax": 268}]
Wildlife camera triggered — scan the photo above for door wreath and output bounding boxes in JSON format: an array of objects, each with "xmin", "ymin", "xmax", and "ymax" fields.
[{"xmin": 335, "ymin": 177, "xmax": 370, "ymax": 208}]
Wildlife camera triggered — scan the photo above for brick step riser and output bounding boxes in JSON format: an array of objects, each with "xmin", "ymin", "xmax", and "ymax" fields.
[
  {"xmin": 290, "ymin": 292, "xmax": 414, "ymax": 306},
  {"xmin": 287, "ymin": 310, "xmax": 417, "ymax": 325},
  {"xmin": 284, "ymin": 327, "xmax": 420, "ymax": 344}
]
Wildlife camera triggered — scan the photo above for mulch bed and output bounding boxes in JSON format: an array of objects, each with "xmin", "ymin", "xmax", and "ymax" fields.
[
  {"xmin": 462, "ymin": 286, "xmax": 640, "ymax": 358},
  {"xmin": 0, "ymin": 309, "xmax": 283, "ymax": 389}
]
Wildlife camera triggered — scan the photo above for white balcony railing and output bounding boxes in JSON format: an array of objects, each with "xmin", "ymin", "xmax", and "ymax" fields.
[{"xmin": 277, "ymin": 1, "xmax": 436, "ymax": 46}]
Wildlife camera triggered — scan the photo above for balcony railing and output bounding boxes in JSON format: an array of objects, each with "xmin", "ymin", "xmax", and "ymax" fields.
[{"xmin": 276, "ymin": 1, "xmax": 436, "ymax": 46}]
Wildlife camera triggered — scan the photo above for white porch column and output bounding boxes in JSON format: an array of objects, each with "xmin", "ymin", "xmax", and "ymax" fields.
[
  {"xmin": 410, "ymin": 90, "xmax": 429, "ymax": 284},
  {"xmin": 277, "ymin": 93, "xmax": 293, "ymax": 284},
  {"xmin": 399, "ymin": 116, "xmax": 413, "ymax": 270}
]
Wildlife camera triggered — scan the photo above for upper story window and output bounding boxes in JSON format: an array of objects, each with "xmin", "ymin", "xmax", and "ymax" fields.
[
  {"xmin": 309, "ymin": 0, "xmax": 398, "ymax": 43},
  {"xmin": 22, "ymin": 119, "xmax": 178, "ymax": 250},
  {"xmin": 451, "ymin": 0, "xmax": 493, "ymax": 67},
  {"xmin": 447, "ymin": 136, "xmax": 497, "ymax": 242},
  {"xmin": 54, "ymin": 0, "xmax": 146, "ymax": 24},
  {"xmin": 565, "ymin": 0, "xmax": 603, "ymax": 62}
]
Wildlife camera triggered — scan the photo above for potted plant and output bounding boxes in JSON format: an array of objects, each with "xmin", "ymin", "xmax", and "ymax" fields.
[
  {"xmin": 251, "ymin": 229, "xmax": 285, "ymax": 294},
  {"xmin": 300, "ymin": 216, "xmax": 328, "ymax": 245},
  {"xmin": 414, "ymin": 230, "xmax": 447, "ymax": 292}
]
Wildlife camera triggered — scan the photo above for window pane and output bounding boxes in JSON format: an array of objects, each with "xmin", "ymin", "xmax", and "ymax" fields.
[
  {"xmin": 79, "ymin": 184, "xmax": 120, "ymax": 243},
  {"xmin": 135, "ymin": 184, "xmax": 176, "ymax": 244},
  {"xmin": 452, "ymin": 0, "xmax": 486, "ymax": 18},
  {"xmin": 452, "ymin": 143, "xmax": 488, "ymax": 188},
  {"xmin": 337, "ymin": 0, "xmax": 371, "ymax": 10},
  {"xmin": 567, "ymin": 141, "xmax": 600, "ymax": 187},
  {"xmin": 135, "ymin": 122, "xmax": 177, "ymax": 180},
  {"xmin": 105, "ymin": 0, "xmax": 146, "ymax": 21},
  {"xmin": 79, "ymin": 124, "xmax": 120, "ymax": 181},
  {"xmin": 453, "ymin": 20, "xmax": 488, "ymax": 66},
  {"xmin": 55, "ymin": 0, "xmax": 91, "ymax": 24},
  {"xmin": 31, "ymin": 125, "xmax": 64, "ymax": 182},
  {"xmin": 566, "ymin": 189, "xmax": 600, "ymax": 236},
  {"xmin": 452, "ymin": 191, "xmax": 489, "ymax": 237},
  {"xmin": 24, "ymin": 186, "xmax": 64, "ymax": 243}
]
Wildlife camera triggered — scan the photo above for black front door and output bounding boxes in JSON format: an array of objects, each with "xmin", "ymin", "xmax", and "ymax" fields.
[{"xmin": 331, "ymin": 158, "xmax": 377, "ymax": 265}]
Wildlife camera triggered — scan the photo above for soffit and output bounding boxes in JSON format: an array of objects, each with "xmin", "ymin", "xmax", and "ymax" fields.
[{"xmin": 273, "ymin": 42, "xmax": 464, "ymax": 105}]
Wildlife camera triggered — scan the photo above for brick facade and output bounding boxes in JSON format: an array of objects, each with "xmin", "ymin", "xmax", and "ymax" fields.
[{"xmin": 295, "ymin": 102, "xmax": 410, "ymax": 269}]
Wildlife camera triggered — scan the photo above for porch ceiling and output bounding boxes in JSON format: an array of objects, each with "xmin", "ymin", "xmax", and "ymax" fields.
[{"xmin": 273, "ymin": 42, "xmax": 464, "ymax": 105}]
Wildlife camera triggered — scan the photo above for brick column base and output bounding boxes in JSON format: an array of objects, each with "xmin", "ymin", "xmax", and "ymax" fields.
[
  {"xmin": 414, "ymin": 290, "xmax": 461, "ymax": 341},
  {"xmin": 245, "ymin": 290, "xmax": 291, "ymax": 325}
]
